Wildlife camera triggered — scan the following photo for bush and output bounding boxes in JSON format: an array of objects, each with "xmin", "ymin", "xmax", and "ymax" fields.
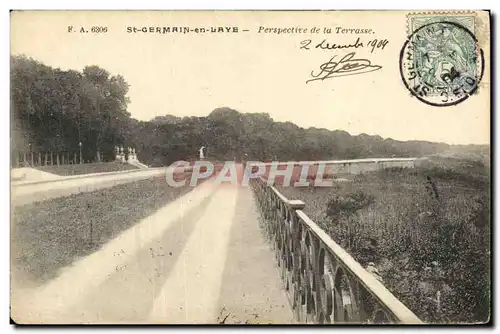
[{"xmin": 326, "ymin": 191, "xmax": 375, "ymax": 220}]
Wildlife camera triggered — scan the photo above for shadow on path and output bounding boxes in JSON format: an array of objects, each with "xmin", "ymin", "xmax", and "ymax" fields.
[
  {"xmin": 215, "ymin": 185, "xmax": 293, "ymax": 324},
  {"xmin": 59, "ymin": 192, "xmax": 214, "ymax": 323}
]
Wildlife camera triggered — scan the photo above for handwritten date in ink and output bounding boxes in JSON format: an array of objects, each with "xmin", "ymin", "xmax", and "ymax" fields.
[
  {"xmin": 300, "ymin": 38, "xmax": 389, "ymax": 53},
  {"xmin": 306, "ymin": 52, "xmax": 382, "ymax": 84},
  {"xmin": 367, "ymin": 39, "xmax": 389, "ymax": 53}
]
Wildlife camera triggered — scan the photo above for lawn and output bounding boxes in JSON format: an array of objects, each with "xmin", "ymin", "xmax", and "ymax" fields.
[
  {"xmin": 11, "ymin": 176, "xmax": 192, "ymax": 288},
  {"xmin": 276, "ymin": 154, "xmax": 490, "ymax": 323},
  {"xmin": 37, "ymin": 162, "xmax": 139, "ymax": 176}
]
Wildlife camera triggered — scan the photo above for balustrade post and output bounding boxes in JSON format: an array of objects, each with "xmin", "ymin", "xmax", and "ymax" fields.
[
  {"xmin": 288, "ymin": 200, "xmax": 305, "ymax": 211},
  {"xmin": 288, "ymin": 200, "xmax": 306, "ymax": 243},
  {"xmin": 286, "ymin": 200, "xmax": 305, "ymax": 320}
]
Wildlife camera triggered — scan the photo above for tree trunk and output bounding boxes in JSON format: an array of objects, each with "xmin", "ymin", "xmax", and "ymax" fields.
[
  {"xmin": 38, "ymin": 152, "xmax": 41, "ymax": 166},
  {"xmin": 96, "ymin": 150, "xmax": 101, "ymax": 163},
  {"xmin": 30, "ymin": 152, "xmax": 34, "ymax": 166},
  {"xmin": 73, "ymin": 153, "xmax": 76, "ymax": 164},
  {"xmin": 45, "ymin": 152, "xmax": 48, "ymax": 165},
  {"xmin": 56, "ymin": 153, "xmax": 60, "ymax": 166},
  {"xmin": 50, "ymin": 151, "xmax": 53, "ymax": 165}
]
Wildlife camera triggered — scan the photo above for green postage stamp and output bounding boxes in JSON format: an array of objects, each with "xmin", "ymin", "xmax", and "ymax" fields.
[{"xmin": 400, "ymin": 12, "xmax": 484, "ymax": 107}]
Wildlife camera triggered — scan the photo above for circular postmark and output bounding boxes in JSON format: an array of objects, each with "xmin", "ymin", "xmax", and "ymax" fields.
[{"xmin": 400, "ymin": 21, "xmax": 484, "ymax": 107}]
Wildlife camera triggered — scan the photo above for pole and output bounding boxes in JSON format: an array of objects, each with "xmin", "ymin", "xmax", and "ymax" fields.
[
  {"xmin": 79, "ymin": 142, "xmax": 82, "ymax": 165},
  {"xmin": 29, "ymin": 143, "xmax": 33, "ymax": 166},
  {"xmin": 90, "ymin": 220, "xmax": 93, "ymax": 244}
]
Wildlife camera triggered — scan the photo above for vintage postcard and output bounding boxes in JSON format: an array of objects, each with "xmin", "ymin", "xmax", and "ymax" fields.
[{"xmin": 10, "ymin": 10, "xmax": 491, "ymax": 325}]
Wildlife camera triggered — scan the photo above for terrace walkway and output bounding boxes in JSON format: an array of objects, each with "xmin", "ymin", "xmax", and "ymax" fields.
[
  {"xmin": 11, "ymin": 171, "xmax": 294, "ymax": 324},
  {"xmin": 11, "ymin": 160, "xmax": 423, "ymax": 324}
]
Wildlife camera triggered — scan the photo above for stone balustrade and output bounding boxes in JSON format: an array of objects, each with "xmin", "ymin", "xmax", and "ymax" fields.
[
  {"xmin": 250, "ymin": 157, "xmax": 421, "ymax": 178},
  {"xmin": 250, "ymin": 176, "xmax": 423, "ymax": 324}
]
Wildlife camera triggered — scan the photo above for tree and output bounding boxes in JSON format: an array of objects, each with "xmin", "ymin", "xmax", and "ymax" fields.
[{"xmin": 11, "ymin": 56, "xmax": 132, "ymax": 165}]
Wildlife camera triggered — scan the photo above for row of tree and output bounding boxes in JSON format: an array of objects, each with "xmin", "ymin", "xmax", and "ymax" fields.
[
  {"xmin": 11, "ymin": 55, "xmax": 489, "ymax": 167},
  {"xmin": 11, "ymin": 55, "xmax": 133, "ymax": 165}
]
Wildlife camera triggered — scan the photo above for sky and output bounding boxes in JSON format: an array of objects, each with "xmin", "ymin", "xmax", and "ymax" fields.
[{"xmin": 10, "ymin": 11, "xmax": 491, "ymax": 145}]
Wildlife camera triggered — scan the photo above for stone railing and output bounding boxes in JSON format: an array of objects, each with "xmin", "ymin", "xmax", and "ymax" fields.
[
  {"xmin": 250, "ymin": 177, "xmax": 423, "ymax": 324},
  {"xmin": 249, "ymin": 157, "xmax": 422, "ymax": 179}
]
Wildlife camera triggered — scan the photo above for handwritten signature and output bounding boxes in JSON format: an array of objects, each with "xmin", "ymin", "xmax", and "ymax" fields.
[{"xmin": 306, "ymin": 52, "xmax": 382, "ymax": 84}]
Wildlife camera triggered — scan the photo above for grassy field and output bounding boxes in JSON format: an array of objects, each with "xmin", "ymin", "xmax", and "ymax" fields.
[
  {"xmin": 11, "ymin": 176, "xmax": 192, "ymax": 288},
  {"xmin": 37, "ymin": 162, "xmax": 139, "ymax": 176},
  {"xmin": 277, "ymin": 154, "xmax": 490, "ymax": 323}
]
